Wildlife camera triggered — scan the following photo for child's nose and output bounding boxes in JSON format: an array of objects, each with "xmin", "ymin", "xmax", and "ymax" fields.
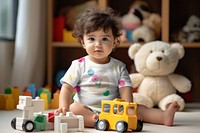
[{"xmin": 95, "ymin": 40, "xmax": 102, "ymax": 46}]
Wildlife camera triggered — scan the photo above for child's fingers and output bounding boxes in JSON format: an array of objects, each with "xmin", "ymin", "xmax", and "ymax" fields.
[
  {"xmin": 54, "ymin": 107, "xmax": 69, "ymax": 115},
  {"xmin": 61, "ymin": 107, "xmax": 69, "ymax": 115},
  {"xmin": 54, "ymin": 108, "xmax": 61, "ymax": 115}
]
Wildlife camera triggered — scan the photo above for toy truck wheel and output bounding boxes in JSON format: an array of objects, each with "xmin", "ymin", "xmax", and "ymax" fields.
[
  {"xmin": 11, "ymin": 117, "xmax": 16, "ymax": 129},
  {"xmin": 97, "ymin": 119, "xmax": 109, "ymax": 131},
  {"xmin": 115, "ymin": 121, "xmax": 128, "ymax": 132},
  {"xmin": 22, "ymin": 120, "xmax": 34, "ymax": 132},
  {"xmin": 134, "ymin": 120, "xmax": 143, "ymax": 132}
]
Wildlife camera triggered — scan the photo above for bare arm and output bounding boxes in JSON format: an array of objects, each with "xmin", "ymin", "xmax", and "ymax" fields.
[
  {"xmin": 55, "ymin": 83, "xmax": 74, "ymax": 115},
  {"xmin": 119, "ymin": 86, "xmax": 133, "ymax": 102}
]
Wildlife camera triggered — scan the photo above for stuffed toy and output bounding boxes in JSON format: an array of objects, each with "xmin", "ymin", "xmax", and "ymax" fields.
[
  {"xmin": 121, "ymin": 8, "xmax": 143, "ymax": 42},
  {"xmin": 128, "ymin": 41, "xmax": 192, "ymax": 111},
  {"xmin": 178, "ymin": 15, "xmax": 200, "ymax": 42},
  {"xmin": 132, "ymin": 13, "xmax": 161, "ymax": 43},
  {"xmin": 130, "ymin": 0, "xmax": 151, "ymax": 19},
  {"xmin": 121, "ymin": 0, "xmax": 151, "ymax": 42}
]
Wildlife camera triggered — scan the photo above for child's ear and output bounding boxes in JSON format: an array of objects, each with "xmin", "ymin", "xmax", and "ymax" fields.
[
  {"xmin": 113, "ymin": 38, "xmax": 119, "ymax": 48},
  {"xmin": 113, "ymin": 42, "xmax": 117, "ymax": 48},
  {"xmin": 81, "ymin": 40, "xmax": 86, "ymax": 48}
]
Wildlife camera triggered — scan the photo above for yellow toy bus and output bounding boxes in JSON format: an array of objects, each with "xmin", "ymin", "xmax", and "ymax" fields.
[{"xmin": 94, "ymin": 98, "xmax": 143, "ymax": 132}]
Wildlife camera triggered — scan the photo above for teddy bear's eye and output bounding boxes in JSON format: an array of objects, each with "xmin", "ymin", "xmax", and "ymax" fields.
[
  {"xmin": 162, "ymin": 50, "xmax": 165, "ymax": 53},
  {"xmin": 150, "ymin": 50, "xmax": 153, "ymax": 53}
]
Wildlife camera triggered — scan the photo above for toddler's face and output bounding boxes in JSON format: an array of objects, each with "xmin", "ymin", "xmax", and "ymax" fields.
[{"xmin": 83, "ymin": 28, "xmax": 116, "ymax": 64}]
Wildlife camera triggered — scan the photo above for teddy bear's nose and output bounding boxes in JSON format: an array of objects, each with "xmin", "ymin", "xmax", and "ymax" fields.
[{"xmin": 157, "ymin": 57, "xmax": 163, "ymax": 61}]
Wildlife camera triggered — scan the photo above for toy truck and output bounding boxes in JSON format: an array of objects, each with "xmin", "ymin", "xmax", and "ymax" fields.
[
  {"xmin": 11, "ymin": 96, "xmax": 45, "ymax": 132},
  {"xmin": 94, "ymin": 98, "xmax": 143, "ymax": 132},
  {"xmin": 11, "ymin": 96, "xmax": 84, "ymax": 132}
]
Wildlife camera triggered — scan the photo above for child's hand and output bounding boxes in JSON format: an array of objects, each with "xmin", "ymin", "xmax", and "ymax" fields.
[{"xmin": 54, "ymin": 107, "xmax": 69, "ymax": 115}]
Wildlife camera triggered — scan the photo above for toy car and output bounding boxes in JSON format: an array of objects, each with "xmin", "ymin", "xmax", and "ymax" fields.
[
  {"xmin": 94, "ymin": 98, "xmax": 143, "ymax": 132},
  {"xmin": 11, "ymin": 96, "xmax": 84, "ymax": 132}
]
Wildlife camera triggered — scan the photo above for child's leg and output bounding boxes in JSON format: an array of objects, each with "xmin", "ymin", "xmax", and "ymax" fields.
[
  {"xmin": 70, "ymin": 102, "xmax": 97, "ymax": 127},
  {"xmin": 137, "ymin": 101, "xmax": 178, "ymax": 126}
]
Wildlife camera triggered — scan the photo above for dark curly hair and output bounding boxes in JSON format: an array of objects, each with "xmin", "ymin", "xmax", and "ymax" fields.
[{"xmin": 72, "ymin": 8, "xmax": 122, "ymax": 46}]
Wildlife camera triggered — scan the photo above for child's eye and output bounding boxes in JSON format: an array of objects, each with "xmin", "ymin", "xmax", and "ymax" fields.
[
  {"xmin": 102, "ymin": 38, "xmax": 109, "ymax": 41},
  {"xmin": 88, "ymin": 37, "xmax": 95, "ymax": 42}
]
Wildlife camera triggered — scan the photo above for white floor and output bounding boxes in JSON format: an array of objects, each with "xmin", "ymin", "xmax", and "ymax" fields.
[{"xmin": 0, "ymin": 103, "xmax": 200, "ymax": 133}]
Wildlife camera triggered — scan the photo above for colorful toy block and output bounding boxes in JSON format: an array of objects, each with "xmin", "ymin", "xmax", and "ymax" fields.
[
  {"xmin": 0, "ymin": 94, "xmax": 5, "ymax": 109},
  {"xmin": 51, "ymin": 90, "xmax": 60, "ymax": 109},
  {"xmin": 4, "ymin": 87, "xmax": 12, "ymax": 94},
  {"xmin": 40, "ymin": 93, "xmax": 49, "ymax": 110},
  {"xmin": 0, "ymin": 87, "xmax": 20, "ymax": 110},
  {"xmin": 48, "ymin": 112, "xmax": 55, "ymax": 123},
  {"xmin": 54, "ymin": 112, "xmax": 84, "ymax": 132},
  {"xmin": 34, "ymin": 114, "xmax": 46, "ymax": 131},
  {"xmin": 27, "ymin": 83, "xmax": 37, "ymax": 98},
  {"xmin": 5, "ymin": 94, "xmax": 15, "ymax": 110},
  {"xmin": 12, "ymin": 87, "xmax": 20, "ymax": 107}
]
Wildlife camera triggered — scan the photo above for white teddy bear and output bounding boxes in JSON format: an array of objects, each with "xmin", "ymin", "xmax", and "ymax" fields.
[{"xmin": 128, "ymin": 41, "xmax": 192, "ymax": 111}]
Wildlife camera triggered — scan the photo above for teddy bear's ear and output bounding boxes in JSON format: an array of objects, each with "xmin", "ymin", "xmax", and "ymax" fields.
[
  {"xmin": 128, "ymin": 43, "xmax": 142, "ymax": 60},
  {"xmin": 171, "ymin": 43, "xmax": 185, "ymax": 59}
]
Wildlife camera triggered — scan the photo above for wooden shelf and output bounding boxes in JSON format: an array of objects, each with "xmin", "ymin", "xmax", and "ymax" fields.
[
  {"xmin": 52, "ymin": 41, "xmax": 132, "ymax": 48},
  {"xmin": 52, "ymin": 42, "xmax": 200, "ymax": 48},
  {"xmin": 178, "ymin": 42, "xmax": 200, "ymax": 48}
]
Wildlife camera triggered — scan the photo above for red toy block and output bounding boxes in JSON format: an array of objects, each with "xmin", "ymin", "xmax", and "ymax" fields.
[
  {"xmin": 48, "ymin": 112, "xmax": 55, "ymax": 123},
  {"xmin": 23, "ymin": 92, "xmax": 32, "ymax": 97}
]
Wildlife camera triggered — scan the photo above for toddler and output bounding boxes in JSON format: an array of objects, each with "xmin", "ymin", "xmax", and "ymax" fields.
[{"xmin": 55, "ymin": 7, "xmax": 178, "ymax": 127}]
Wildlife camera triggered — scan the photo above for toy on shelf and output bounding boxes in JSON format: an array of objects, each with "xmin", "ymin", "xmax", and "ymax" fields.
[
  {"xmin": 11, "ymin": 95, "xmax": 84, "ymax": 132},
  {"xmin": 94, "ymin": 98, "xmax": 143, "ymax": 132},
  {"xmin": 53, "ymin": 16, "xmax": 65, "ymax": 41},
  {"xmin": 133, "ymin": 13, "xmax": 161, "ymax": 43},
  {"xmin": 63, "ymin": 29, "xmax": 77, "ymax": 43},
  {"xmin": 121, "ymin": 8, "xmax": 143, "ymax": 42},
  {"xmin": 121, "ymin": 0, "xmax": 152, "ymax": 42},
  {"xmin": 121, "ymin": 0, "xmax": 161, "ymax": 43},
  {"xmin": 178, "ymin": 15, "xmax": 200, "ymax": 42}
]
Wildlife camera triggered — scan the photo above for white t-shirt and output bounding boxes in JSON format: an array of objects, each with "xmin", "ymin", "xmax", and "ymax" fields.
[{"xmin": 60, "ymin": 55, "xmax": 133, "ymax": 112}]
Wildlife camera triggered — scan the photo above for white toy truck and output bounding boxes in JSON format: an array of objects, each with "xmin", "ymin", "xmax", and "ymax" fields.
[{"xmin": 11, "ymin": 96, "xmax": 84, "ymax": 132}]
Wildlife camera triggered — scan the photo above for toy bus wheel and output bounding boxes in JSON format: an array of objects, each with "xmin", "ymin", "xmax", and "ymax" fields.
[
  {"xmin": 134, "ymin": 120, "xmax": 143, "ymax": 132},
  {"xmin": 115, "ymin": 121, "xmax": 128, "ymax": 132},
  {"xmin": 11, "ymin": 117, "xmax": 16, "ymax": 129},
  {"xmin": 22, "ymin": 120, "xmax": 34, "ymax": 132},
  {"xmin": 94, "ymin": 119, "xmax": 99, "ymax": 129},
  {"xmin": 97, "ymin": 119, "xmax": 109, "ymax": 131}
]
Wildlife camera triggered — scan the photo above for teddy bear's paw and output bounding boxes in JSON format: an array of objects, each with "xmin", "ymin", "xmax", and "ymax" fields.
[
  {"xmin": 158, "ymin": 94, "xmax": 185, "ymax": 111},
  {"xmin": 129, "ymin": 73, "xmax": 144, "ymax": 88},
  {"xmin": 133, "ymin": 93, "xmax": 154, "ymax": 108},
  {"xmin": 169, "ymin": 74, "xmax": 192, "ymax": 93}
]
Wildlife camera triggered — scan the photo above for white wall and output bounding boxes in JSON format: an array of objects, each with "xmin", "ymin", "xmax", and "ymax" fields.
[{"xmin": 0, "ymin": 40, "xmax": 14, "ymax": 93}]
